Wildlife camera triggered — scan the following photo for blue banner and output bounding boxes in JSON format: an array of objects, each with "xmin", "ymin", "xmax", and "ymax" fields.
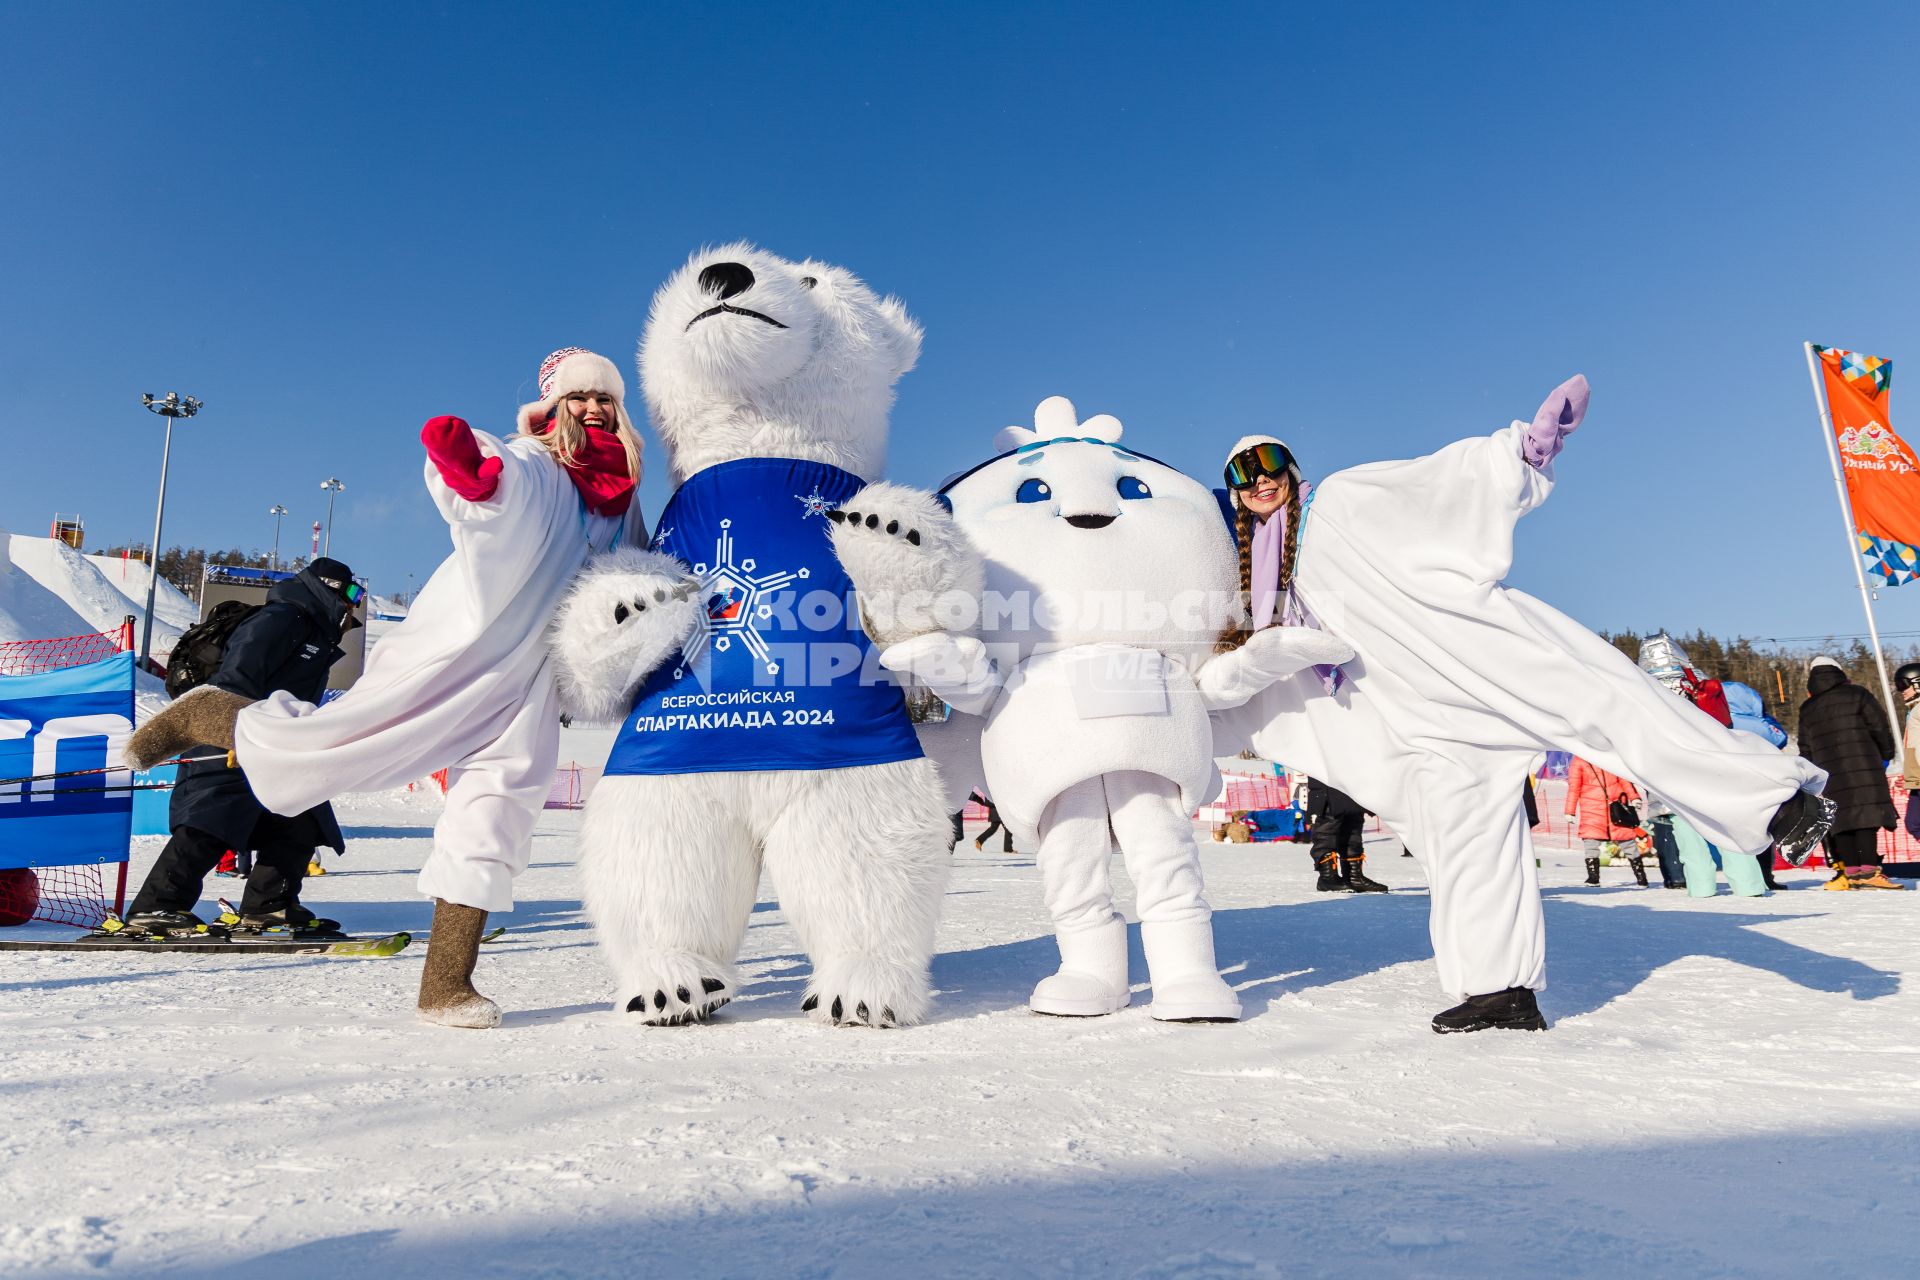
[{"xmin": 0, "ymin": 652, "xmax": 135, "ymax": 869}]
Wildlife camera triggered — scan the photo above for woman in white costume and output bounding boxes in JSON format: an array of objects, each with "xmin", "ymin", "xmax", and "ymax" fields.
[
  {"xmin": 882, "ymin": 397, "xmax": 1350, "ymax": 1022},
  {"xmin": 128, "ymin": 348, "xmax": 648, "ymax": 1028},
  {"xmin": 1212, "ymin": 376, "xmax": 1834, "ymax": 1033}
]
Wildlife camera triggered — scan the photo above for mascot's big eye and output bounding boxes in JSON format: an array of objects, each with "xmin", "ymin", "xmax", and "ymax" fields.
[
  {"xmin": 1016, "ymin": 478, "xmax": 1052, "ymax": 504},
  {"xmin": 1117, "ymin": 476, "xmax": 1151, "ymax": 500},
  {"xmin": 800, "ymin": 276, "xmax": 818, "ymax": 289}
]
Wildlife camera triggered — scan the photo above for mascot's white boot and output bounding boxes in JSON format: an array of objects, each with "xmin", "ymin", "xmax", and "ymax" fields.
[
  {"xmin": 553, "ymin": 245, "xmax": 975, "ymax": 1028},
  {"xmin": 1140, "ymin": 920, "xmax": 1241, "ymax": 1023},
  {"xmin": 1031, "ymin": 918, "xmax": 1131, "ymax": 1017}
]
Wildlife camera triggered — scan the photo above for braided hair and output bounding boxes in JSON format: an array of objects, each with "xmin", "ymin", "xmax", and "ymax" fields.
[{"xmin": 1216, "ymin": 484, "xmax": 1301, "ymax": 653}]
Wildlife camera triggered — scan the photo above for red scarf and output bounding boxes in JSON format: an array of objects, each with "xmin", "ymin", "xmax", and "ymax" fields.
[{"xmin": 544, "ymin": 420, "xmax": 636, "ymax": 517}]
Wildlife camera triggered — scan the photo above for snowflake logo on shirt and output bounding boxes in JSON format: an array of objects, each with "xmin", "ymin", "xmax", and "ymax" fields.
[
  {"xmin": 794, "ymin": 486, "xmax": 838, "ymax": 520},
  {"xmin": 675, "ymin": 518, "xmax": 808, "ymax": 678}
]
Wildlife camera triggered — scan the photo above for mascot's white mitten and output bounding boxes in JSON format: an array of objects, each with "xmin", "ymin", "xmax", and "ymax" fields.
[
  {"xmin": 550, "ymin": 546, "xmax": 703, "ymax": 725},
  {"xmin": 879, "ymin": 632, "xmax": 1000, "ymax": 716},
  {"xmin": 1195, "ymin": 627, "xmax": 1355, "ymax": 710},
  {"xmin": 827, "ymin": 481, "xmax": 984, "ymax": 646}
]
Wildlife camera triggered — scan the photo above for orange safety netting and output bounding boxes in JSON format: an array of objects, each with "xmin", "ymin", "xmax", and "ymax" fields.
[{"xmin": 0, "ymin": 620, "xmax": 135, "ymax": 677}]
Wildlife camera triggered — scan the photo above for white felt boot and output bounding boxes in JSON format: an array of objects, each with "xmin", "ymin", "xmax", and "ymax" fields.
[
  {"xmin": 1140, "ymin": 918, "xmax": 1241, "ymax": 1023},
  {"xmin": 1029, "ymin": 917, "xmax": 1130, "ymax": 1017}
]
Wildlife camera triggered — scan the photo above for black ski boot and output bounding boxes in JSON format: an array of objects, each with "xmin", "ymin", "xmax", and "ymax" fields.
[
  {"xmin": 1583, "ymin": 857, "xmax": 1601, "ymax": 886},
  {"xmin": 1314, "ymin": 853, "xmax": 1350, "ymax": 892},
  {"xmin": 1629, "ymin": 856, "xmax": 1649, "ymax": 887},
  {"xmin": 1342, "ymin": 855, "xmax": 1389, "ymax": 893},
  {"xmin": 118, "ymin": 909, "xmax": 223, "ymax": 939},
  {"xmin": 1768, "ymin": 790, "xmax": 1837, "ymax": 863},
  {"xmin": 1432, "ymin": 986, "xmax": 1548, "ymax": 1034},
  {"xmin": 232, "ymin": 903, "xmax": 344, "ymax": 938}
]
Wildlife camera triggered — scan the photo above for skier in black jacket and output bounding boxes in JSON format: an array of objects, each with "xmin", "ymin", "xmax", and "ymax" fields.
[
  {"xmin": 1797, "ymin": 656, "xmax": 1906, "ymax": 890},
  {"xmin": 126, "ymin": 559, "xmax": 361, "ymax": 933}
]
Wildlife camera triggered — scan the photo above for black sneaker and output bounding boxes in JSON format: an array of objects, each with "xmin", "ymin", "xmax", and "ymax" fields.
[
  {"xmin": 1768, "ymin": 791, "xmax": 1837, "ymax": 864},
  {"xmin": 1432, "ymin": 986, "xmax": 1548, "ymax": 1034}
]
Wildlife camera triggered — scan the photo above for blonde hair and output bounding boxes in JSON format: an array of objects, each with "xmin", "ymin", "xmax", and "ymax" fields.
[
  {"xmin": 1216, "ymin": 482, "xmax": 1300, "ymax": 654},
  {"xmin": 520, "ymin": 393, "xmax": 644, "ymax": 483}
]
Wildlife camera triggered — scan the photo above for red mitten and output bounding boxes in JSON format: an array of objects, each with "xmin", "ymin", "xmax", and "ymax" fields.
[{"xmin": 421, "ymin": 415, "xmax": 502, "ymax": 502}]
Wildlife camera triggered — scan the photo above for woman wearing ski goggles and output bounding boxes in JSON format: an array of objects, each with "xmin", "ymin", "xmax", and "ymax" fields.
[{"xmin": 1222, "ymin": 441, "xmax": 1299, "ymax": 493}]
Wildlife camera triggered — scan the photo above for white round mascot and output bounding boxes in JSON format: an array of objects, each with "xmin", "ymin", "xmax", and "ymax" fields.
[
  {"xmin": 882, "ymin": 397, "xmax": 1350, "ymax": 1021},
  {"xmin": 550, "ymin": 245, "xmax": 979, "ymax": 1028}
]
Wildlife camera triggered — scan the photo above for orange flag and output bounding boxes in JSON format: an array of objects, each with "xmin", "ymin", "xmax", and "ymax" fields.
[{"xmin": 1815, "ymin": 346, "xmax": 1920, "ymax": 586}]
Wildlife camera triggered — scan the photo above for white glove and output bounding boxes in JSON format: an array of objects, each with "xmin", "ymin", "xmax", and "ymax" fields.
[
  {"xmin": 1197, "ymin": 627, "xmax": 1355, "ymax": 710},
  {"xmin": 878, "ymin": 632, "xmax": 1000, "ymax": 716}
]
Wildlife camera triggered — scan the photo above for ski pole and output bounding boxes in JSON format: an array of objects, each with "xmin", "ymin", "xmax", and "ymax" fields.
[{"xmin": 0, "ymin": 753, "xmax": 230, "ymax": 789}]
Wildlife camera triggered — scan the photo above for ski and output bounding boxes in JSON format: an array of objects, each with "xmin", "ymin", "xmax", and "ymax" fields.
[
  {"xmin": 0, "ymin": 931, "xmax": 411, "ymax": 957},
  {"xmin": 0, "ymin": 752, "xmax": 230, "ymax": 789}
]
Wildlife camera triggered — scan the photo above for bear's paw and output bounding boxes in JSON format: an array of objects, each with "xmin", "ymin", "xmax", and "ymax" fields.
[
  {"xmin": 616, "ymin": 949, "xmax": 738, "ymax": 1027},
  {"xmin": 551, "ymin": 546, "xmax": 703, "ymax": 725},
  {"xmin": 801, "ymin": 952, "xmax": 933, "ymax": 1028},
  {"xmin": 827, "ymin": 482, "xmax": 984, "ymax": 647}
]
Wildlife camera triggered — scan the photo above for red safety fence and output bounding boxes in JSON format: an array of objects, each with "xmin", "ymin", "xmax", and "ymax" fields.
[
  {"xmin": 0, "ymin": 617, "xmax": 135, "ymax": 677},
  {"xmin": 1878, "ymin": 776, "xmax": 1919, "ymax": 867},
  {"xmin": 409, "ymin": 764, "xmax": 602, "ymax": 810},
  {"xmin": 545, "ymin": 763, "xmax": 601, "ymax": 810}
]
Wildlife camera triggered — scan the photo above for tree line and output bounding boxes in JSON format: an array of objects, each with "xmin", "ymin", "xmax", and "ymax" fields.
[
  {"xmin": 92, "ymin": 544, "xmax": 309, "ymax": 605},
  {"xmin": 1599, "ymin": 629, "xmax": 1919, "ymax": 735}
]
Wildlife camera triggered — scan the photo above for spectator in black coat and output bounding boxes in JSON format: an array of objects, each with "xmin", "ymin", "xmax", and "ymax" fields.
[
  {"xmin": 1797, "ymin": 656, "xmax": 1904, "ymax": 890},
  {"xmin": 1305, "ymin": 777, "xmax": 1388, "ymax": 893},
  {"xmin": 127, "ymin": 560, "xmax": 360, "ymax": 931}
]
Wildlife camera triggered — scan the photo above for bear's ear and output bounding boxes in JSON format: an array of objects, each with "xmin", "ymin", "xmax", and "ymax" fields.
[{"xmin": 875, "ymin": 294, "xmax": 924, "ymax": 379}]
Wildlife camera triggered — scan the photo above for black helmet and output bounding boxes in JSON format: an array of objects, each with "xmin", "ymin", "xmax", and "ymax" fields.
[{"xmin": 1895, "ymin": 662, "xmax": 1920, "ymax": 694}]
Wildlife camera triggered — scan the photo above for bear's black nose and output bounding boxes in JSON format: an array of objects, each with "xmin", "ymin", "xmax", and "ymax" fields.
[{"xmin": 698, "ymin": 262, "xmax": 754, "ymax": 300}]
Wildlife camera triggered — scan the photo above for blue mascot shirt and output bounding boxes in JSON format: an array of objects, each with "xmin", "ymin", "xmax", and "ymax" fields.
[{"xmin": 603, "ymin": 457, "xmax": 925, "ymax": 777}]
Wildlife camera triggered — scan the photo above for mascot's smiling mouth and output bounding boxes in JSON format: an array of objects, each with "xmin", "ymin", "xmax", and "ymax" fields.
[
  {"xmin": 1065, "ymin": 514, "xmax": 1116, "ymax": 530},
  {"xmin": 685, "ymin": 304, "xmax": 788, "ymax": 332}
]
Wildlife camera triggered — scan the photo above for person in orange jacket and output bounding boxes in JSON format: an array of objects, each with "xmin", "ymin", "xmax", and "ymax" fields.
[{"xmin": 1565, "ymin": 756, "xmax": 1649, "ymax": 886}]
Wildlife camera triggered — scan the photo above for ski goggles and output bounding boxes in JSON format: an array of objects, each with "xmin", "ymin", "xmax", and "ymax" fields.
[
  {"xmin": 319, "ymin": 577, "xmax": 365, "ymax": 605},
  {"xmin": 1223, "ymin": 442, "xmax": 1296, "ymax": 490}
]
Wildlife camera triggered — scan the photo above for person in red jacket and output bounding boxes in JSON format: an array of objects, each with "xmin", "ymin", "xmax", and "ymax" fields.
[{"xmin": 1565, "ymin": 756, "xmax": 1649, "ymax": 886}]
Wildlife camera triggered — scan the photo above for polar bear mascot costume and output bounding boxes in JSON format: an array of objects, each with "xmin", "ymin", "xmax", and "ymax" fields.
[
  {"xmin": 881, "ymin": 398, "xmax": 1350, "ymax": 1022},
  {"xmin": 550, "ymin": 245, "xmax": 979, "ymax": 1028},
  {"xmin": 1210, "ymin": 376, "xmax": 1835, "ymax": 1033}
]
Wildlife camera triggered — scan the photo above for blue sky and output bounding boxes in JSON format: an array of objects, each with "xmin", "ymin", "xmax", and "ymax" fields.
[{"xmin": 4, "ymin": 1, "xmax": 1917, "ymax": 645}]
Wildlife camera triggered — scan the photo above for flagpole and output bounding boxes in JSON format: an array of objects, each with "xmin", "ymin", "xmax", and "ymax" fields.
[{"xmin": 1803, "ymin": 341, "xmax": 1904, "ymax": 738}]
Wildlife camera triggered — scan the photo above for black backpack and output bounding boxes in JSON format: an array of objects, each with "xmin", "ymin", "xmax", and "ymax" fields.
[{"xmin": 164, "ymin": 600, "xmax": 262, "ymax": 697}]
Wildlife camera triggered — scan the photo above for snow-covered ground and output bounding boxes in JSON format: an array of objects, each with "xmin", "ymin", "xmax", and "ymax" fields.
[{"xmin": 3, "ymin": 791, "xmax": 1915, "ymax": 1279}]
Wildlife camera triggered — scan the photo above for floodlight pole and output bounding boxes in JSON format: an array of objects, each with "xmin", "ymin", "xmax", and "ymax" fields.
[
  {"xmin": 320, "ymin": 478, "xmax": 344, "ymax": 557},
  {"xmin": 138, "ymin": 392, "xmax": 201, "ymax": 667},
  {"xmin": 268, "ymin": 504, "xmax": 288, "ymax": 570}
]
